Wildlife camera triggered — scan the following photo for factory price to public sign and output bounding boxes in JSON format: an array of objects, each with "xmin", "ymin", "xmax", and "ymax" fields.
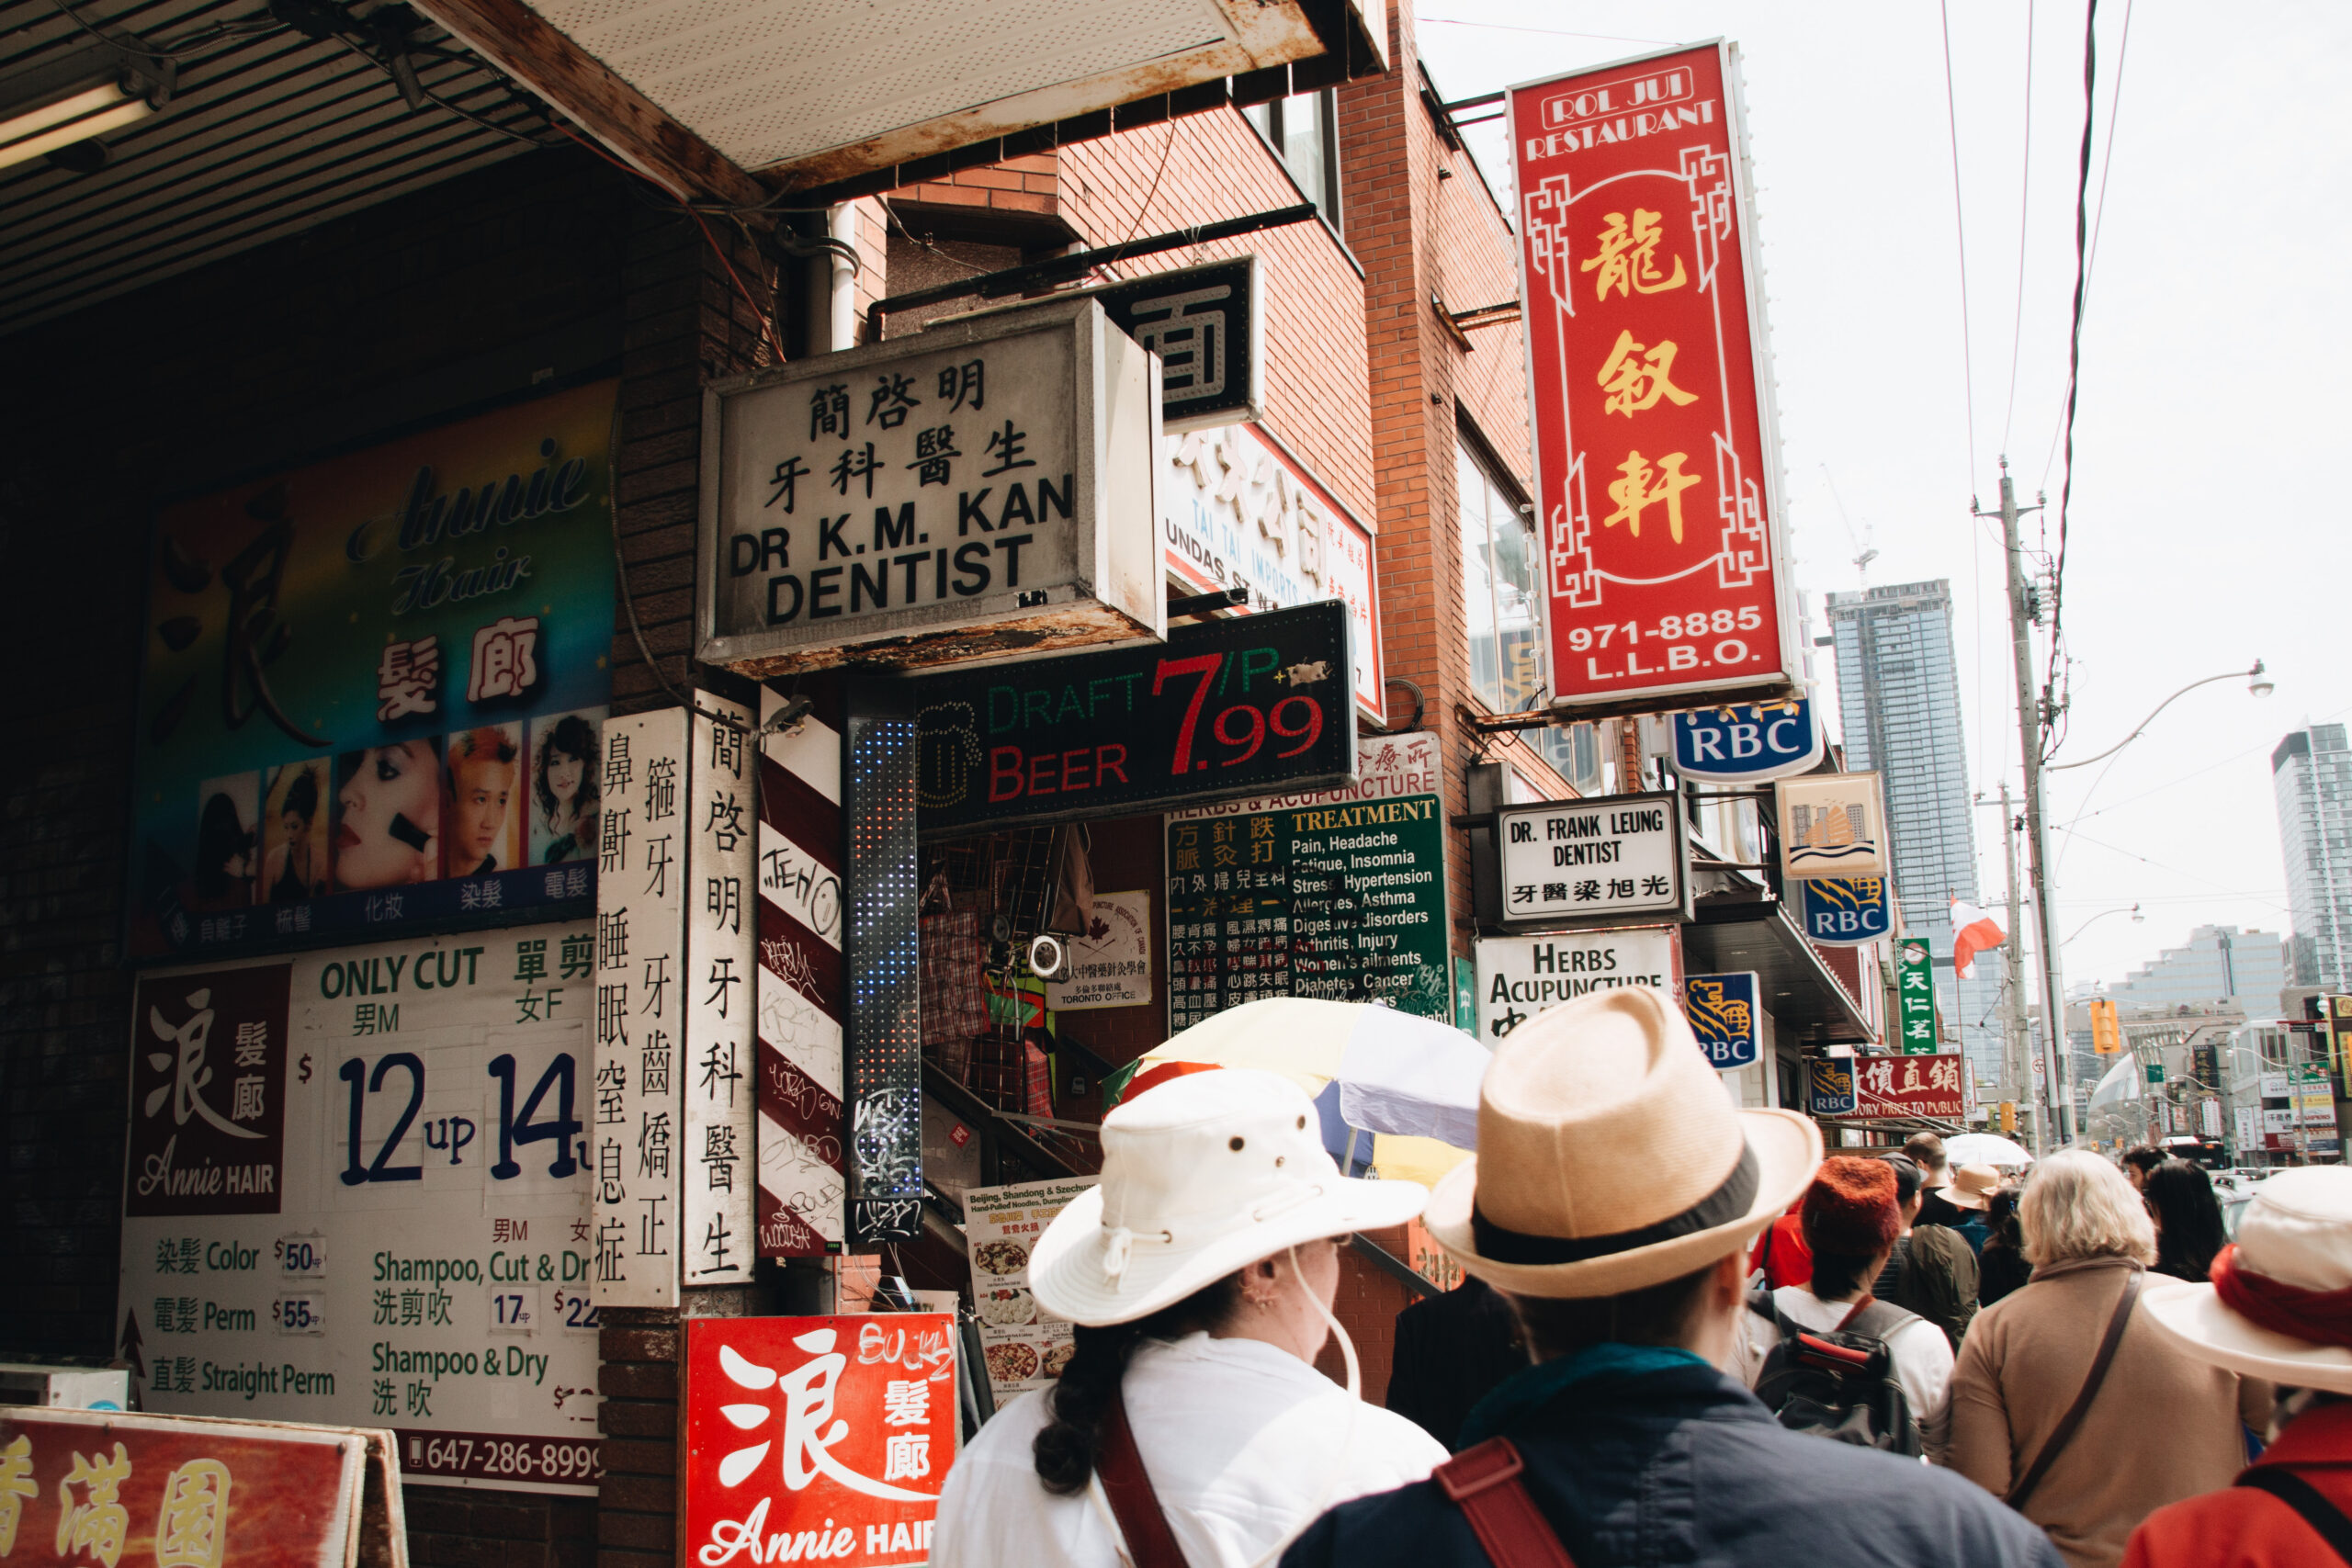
[{"xmin": 1509, "ymin": 43, "xmax": 1801, "ymax": 709}]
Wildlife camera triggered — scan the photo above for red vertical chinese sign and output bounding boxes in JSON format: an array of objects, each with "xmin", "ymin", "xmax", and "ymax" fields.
[
  {"xmin": 1510, "ymin": 43, "xmax": 1800, "ymax": 709},
  {"xmin": 684, "ymin": 1315, "xmax": 958, "ymax": 1568}
]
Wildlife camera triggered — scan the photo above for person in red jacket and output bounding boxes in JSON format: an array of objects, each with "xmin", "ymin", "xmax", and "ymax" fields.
[
  {"xmin": 2123, "ymin": 1166, "xmax": 2352, "ymax": 1568},
  {"xmin": 1749, "ymin": 1192, "xmax": 1814, "ymax": 1290}
]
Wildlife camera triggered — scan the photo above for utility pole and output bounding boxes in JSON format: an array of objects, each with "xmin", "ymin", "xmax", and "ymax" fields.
[
  {"xmin": 2000, "ymin": 783, "xmax": 2041, "ymax": 1153},
  {"xmin": 1978, "ymin": 459, "xmax": 2075, "ymax": 1145}
]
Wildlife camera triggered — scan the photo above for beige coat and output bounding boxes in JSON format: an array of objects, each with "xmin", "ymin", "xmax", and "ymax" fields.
[{"xmin": 1934, "ymin": 1257, "xmax": 2270, "ymax": 1568}]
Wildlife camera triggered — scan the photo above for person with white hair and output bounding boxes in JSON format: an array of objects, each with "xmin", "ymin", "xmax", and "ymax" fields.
[
  {"xmin": 2123, "ymin": 1166, "xmax": 2352, "ymax": 1565},
  {"xmin": 930, "ymin": 1061, "xmax": 1445, "ymax": 1568},
  {"xmin": 1936, "ymin": 1149, "xmax": 2271, "ymax": 1568}
]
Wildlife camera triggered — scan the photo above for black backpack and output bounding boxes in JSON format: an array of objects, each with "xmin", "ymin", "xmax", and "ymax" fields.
[{"xmin": 1749, "ymin": 1289, "xmax": 1923, "ymax": 1456}]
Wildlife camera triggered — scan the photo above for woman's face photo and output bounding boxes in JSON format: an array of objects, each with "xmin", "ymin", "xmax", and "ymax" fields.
[
  {"xmin": 545, "ymin": 748, "xmax": 582, "ymax": 811},
  {"xmin": 335, "ymin": 740, "xmax": 440, "ymax": 889}
]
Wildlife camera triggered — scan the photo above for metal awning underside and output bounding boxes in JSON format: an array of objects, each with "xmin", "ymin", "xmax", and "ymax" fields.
[
  {"xmin": 0, "ymin": 0, "xmax": 544, "ymax": 336},
  {"xmin": 407, "ymin": 0, "xmax": 1385, "ymax": 201},
  {"xmin": 1684, "ymin": 899, "xmax": 1876, "ymax": 1045}
]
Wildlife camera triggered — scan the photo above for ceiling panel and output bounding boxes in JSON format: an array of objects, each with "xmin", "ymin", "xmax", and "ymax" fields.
[{"xmin": 0, "ymin": 0, "xmax": 541, "ymax": 335}]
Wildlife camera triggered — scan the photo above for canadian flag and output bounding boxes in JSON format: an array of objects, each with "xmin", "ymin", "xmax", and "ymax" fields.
[{"xmin": 1951, "ymin": 899, "xmax": 2007, "ymax": 980}]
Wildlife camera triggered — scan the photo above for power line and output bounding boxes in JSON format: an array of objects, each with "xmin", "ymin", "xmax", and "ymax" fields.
[
  {"xmin": 1999, "ymin": 0, "xmax": 2035, "ymax": 454},
  {"xmin": 2041, "ymin": 0, "xmax": 2102, "ymax": 729},
  {"xmin": 2041, "ymin": 0, "xmax": 2134, "ymax": 492},
  {"xmin": 1938, "ymin": 0, "xmax": 1983, "ymax": 491}
]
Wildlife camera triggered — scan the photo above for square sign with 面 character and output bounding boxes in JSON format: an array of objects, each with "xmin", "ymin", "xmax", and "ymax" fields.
[{"xmin": 684, "ymin": 1314, "xmax": 959, "ymax": 1568}]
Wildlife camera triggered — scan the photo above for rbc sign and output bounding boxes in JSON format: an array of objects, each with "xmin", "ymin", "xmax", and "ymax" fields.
[
  {"xmin": 1671, "ymin": 699, "xmax": 1824, "ymax": 783},
  {"xmin": 1684, "ymin": 972, "xmax": 1761, "ymax": 1071},
  {"xmin": 1809, "ymin": 1060, "xmax": 1857, "ymax": 1116},
  {"xmin": 1800, "ymin": 877, "xmax": 1893, "ymax": 946}
]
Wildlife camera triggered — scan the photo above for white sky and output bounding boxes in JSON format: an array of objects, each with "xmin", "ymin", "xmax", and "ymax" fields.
[{"xmin": 1415, "ymin": 0, "xmax": 2352, "ymax": 994}]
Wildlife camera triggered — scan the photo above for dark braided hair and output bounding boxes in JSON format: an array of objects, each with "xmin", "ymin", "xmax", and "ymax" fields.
[{"xmin": 1032, "ymin": 1273, "xmax": 1243, "ymax": 1495}]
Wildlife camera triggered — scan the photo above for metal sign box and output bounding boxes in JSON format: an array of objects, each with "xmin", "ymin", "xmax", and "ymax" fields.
[{"xmin": 698, "ymin": 296, "xmax": 1164, "ymax": 675}]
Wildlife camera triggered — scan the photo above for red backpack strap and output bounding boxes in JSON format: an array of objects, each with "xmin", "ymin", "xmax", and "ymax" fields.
[
  {"xmin": 1096, "ymin": 1387, "xmax": 1193, "ymax": 1568},
  {"xmin": 1433, "ymin": 1438, "xmax": 1579, "ymax": 1568}
]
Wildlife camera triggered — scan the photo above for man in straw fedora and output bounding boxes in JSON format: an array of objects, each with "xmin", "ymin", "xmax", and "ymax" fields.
[
  {"xmin": 2123, "ymin": 1166, "xmax": 2352, "ymax": 1566},
  {"xmin": 1281, "ymin": 988, "xmax": 2058, "ymax": 1568}
]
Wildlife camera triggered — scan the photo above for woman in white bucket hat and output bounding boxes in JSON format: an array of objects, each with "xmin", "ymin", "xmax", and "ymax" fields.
[
  {"xmin": 931, "ymin": 1065, "xmax": 1443, "ymax": 1568},
  {"xmin": 2121, "ymin": 1167, "xmax": 2352, "ymax": 1567}
]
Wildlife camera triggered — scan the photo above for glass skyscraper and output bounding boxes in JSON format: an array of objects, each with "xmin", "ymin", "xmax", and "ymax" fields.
[
  {"xmin": 2273, "ymin": 725, "xmax": 2352, "ymax": 990},
  {"xmin": 1826, "ymin": 581, "xmax": 2007, "ymax": 1086}
]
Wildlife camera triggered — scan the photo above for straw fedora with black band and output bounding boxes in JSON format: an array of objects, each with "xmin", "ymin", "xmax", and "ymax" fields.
[{"xmin": 1426, "ymin": 987, "xmax": 1822, "ymax": 1299}]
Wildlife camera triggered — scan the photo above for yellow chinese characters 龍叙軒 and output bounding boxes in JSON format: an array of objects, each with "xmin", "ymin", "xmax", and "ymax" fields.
[
  {"xmin": 1601, "ymin": 451, "xmax": 1702, "ymax": 544},
  {"xmin": 1580, "ymin": 209, "xmax": 1687, "ymax": 301}
]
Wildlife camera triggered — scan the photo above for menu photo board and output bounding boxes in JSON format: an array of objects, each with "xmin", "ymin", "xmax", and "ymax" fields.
[
  {"xmin": 119, "ymin": 920, "xmax": 605, "ymax": 1495},
  {"xmin": 130, "ymin": 381, "xmax": 618, "ymax": 962},
  {"xmin": 962, "ymin": 1177, "xmax": 1098, "ymax": 1405},
  {"xmin": 1165, "ymin": 733, "xmax": 1450, "ymax": 1029}
]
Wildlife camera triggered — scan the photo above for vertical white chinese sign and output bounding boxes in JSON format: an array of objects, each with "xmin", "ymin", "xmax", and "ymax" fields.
[
  {"xmin": 593, "ymin": 708, "xmax": 687, "ymax": 1308},
  {"xmin": 685, "ymin": 693, "xmax": 756, "ymax": 1284}
]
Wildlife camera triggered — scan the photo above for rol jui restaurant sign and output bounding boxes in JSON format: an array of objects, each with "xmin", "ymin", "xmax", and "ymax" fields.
[
  {"xmin": 1510, "ymin": 44, "xmax": 1801, "ymax": 712},
  {"xmin": 699, "ymin": 296, "xmax": 1163, "ymax": 676}
]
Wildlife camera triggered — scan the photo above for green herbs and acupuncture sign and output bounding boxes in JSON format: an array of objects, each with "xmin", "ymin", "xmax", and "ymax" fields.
[{"xmin": 1165, "ymin": 734, "xmax": 1450, "ymax": 1027}]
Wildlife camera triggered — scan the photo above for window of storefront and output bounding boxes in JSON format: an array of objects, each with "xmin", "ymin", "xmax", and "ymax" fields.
[
  {"xmin": 1457, "ymin": 434, "xmax": 1544, "ymax": 712},
  {"xmin": 1243, "ymin": 91, "xmax": 1341, "ymax": 228}
]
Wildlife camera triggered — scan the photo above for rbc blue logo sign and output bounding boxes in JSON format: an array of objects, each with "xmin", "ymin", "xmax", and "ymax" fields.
[
  {"xmin": 1809, "ymin": 1059, "xmax": 1857, "ymax": 1116},
  {"xmin": 1684, "ymin": 972, "xmax": 1760, "ymax": 1071},
  {"xmin": 1800, "ymin": 877, "xmax": 1892, "ymax": 946},
  {"xmin": 1672, "ymin": 699, "xmax": 1824, "ymax": 783}
]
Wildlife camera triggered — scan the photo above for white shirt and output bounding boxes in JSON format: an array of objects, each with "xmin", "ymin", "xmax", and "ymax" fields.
[
  {"xmin": 931, "ymin": 1332, "xmax": 1446, "ymax": 1568},
  {"xmin": 1730, "ymin": 1283, "xmax": 1956, "ymax": 1421}
]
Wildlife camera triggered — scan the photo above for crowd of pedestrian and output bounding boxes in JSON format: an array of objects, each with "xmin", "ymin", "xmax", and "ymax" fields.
[{"xmin": 929, "ymin": 994, "xmax": 2352, "ymax": 1567}]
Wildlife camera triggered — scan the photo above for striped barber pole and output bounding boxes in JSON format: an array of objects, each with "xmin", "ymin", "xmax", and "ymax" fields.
[{"xmin": 755, "ymin": 684, "xmax": 846, "ymax": 1254}]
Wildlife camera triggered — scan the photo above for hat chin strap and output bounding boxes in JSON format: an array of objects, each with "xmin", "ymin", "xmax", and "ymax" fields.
[{"xmin": 1238, "ymin": 1246, "xmax": 1362, "ymax": 1568}]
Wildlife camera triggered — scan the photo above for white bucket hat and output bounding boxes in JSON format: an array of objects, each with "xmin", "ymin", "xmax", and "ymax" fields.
[
  {"xmin": 1028, "ymin": 1066, "xmax": 1429, "ymax": 1326},
  {"xmin": 1425, "ymin": 987, "xmax": 1821, "ymax": 1299},
  {"xmin": 2143, "ymin": 1166, "xmax": 2352, "ymax": 1394}
]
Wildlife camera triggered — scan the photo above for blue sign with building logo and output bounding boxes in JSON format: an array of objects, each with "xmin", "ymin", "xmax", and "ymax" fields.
[
  {"xmin": 1684, "ymin": 971, "xmax": 1760, "ymax": 1070},
  {"xmin": 1800, "ymin": 876, "xmax": 1893, "ymax": 946},
  {"xmin": 1672, "ymin": 699, "xmax": 1824, "ymax": 784},
  {"xmin": 1809, "ymin": 1059, "xmax": 1857, "ymax": 1116}
]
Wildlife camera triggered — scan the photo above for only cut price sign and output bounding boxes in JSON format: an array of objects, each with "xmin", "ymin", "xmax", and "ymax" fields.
[{"xmin": 1510, "ymin": 43, "xmax": 1801, "ymax": 711}]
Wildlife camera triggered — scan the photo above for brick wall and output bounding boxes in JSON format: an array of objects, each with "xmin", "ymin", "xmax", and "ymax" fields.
[{"xmin": 0, "ymin": 140, "xmax": 774, "ymax": 1568}]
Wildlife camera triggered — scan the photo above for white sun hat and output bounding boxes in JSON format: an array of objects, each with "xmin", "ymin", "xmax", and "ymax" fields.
[
  {"xmin": 1424, "ymin": 986, "xmax": 1822, "ymax": 1299},
  {"xmin": 1028, "ymin": 1066, "xmax": 1430, "ymax": 1326},
  {"xmin": 2142, "ymin": 1166, "xmax": 2352, "ymax": 1395}
]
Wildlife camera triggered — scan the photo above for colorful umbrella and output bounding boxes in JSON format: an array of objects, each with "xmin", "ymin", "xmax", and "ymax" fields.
[{"xmin": 1104, "ymin": 998, "xmax": 1487, "ymax": 1190}]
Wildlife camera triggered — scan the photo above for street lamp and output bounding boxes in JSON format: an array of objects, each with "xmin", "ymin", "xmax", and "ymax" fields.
[
  {"xmin": 2048, "ymin": 661, "xmax": 2274, "ymax": 772},
  {"xmin": 2064, "ymin": 904, "xmax": 2144, "ymax": 947},
  {"xmin": 2008, "ymin": 656, "xmax": 2272, "ymax": 1151}
]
